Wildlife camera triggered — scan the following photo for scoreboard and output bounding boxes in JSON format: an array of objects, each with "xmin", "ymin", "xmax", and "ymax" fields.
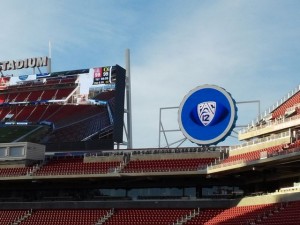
[{"xmin": 93, "ymin": 66, "xmax": 112, "ymax": 84}]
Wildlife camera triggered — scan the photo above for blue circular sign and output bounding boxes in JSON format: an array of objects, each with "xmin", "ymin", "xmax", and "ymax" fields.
[
  {"xmin": 19, "ymin": 75, "xmax": 29, "ymax": 81},
  {"xmin": 178, "ymin": 85, "xmax": 237, "ymax": 145}
]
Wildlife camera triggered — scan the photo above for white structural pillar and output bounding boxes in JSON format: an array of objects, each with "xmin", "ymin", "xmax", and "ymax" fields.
[
  {"xmin": 125, "ymin": 49, "xmax": 133, "ymax": 149},
  {"xmin": 48, "ymin": 41, "xmax": 52, "ymax": 73}
]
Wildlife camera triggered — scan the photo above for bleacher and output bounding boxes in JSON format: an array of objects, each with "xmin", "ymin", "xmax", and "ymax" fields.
[
  {"xmin": 220, "ymin": 145, "xmax": 283, "ymax": 165},
  {"xmin": 122, "ymin": 158, "xmax": 215, "ymax": 173},
  {"xmin": 0, "ymin": 139, "xmax": 298, "ymax": 178},
  {"xmin": 185, "ymin": 209, "xmax": 225, "ymax": 225},
  {"xmin": 272, "ymin": 91, "xmax": 300, "ymax": 120},
  {"xmin": 102, "ymin": 209, "xmax": 192, "ymax": 225},
  {"xmin": 196, "ymin": 204, "xmax": 277, "ymax": 225},
  {"xmin": 206, "ymin": 141, "xmax": 300, "ymax": 172},
  {"xmin": 238, "ymin": 87, "xmax": 300, "ymax": 141},
  {"xmin": 0, "ymin": 143, "xmax": 299, "ymax": 224},
  {"xmin": 0, "ymin": 104, "xmax": 107, "ymax": 128},
  {"xmin": 0, "ymin": 210, "xmax": 29, "ymax": 224},
  {"xmin": 0, "ymin": 94, "xmax": 80, "ymax": 122},
  {"xmin": 0, "ymin": 200, "xmax": 300, "ymax": 225},
  {"xmin": 0, "ymin": 166, "xmax": 32, "ymax": 177},
  {"xmin": 259, "ymin": 201, "xmax": 300, "ymax": 225},
  {"xmin": 0, "ymin": 76, "xmax": 78, "ymax": 104},
  {"xmin": 34, "ymin": 156, "xmax": 121, "ymax": 176},
  {"xmin": 0, "ymin": 148, "xmax": 220, "ymax": 178},
  {"xmin": 19, "ymin": 209, "xmax": 109, "ymax": 225},
  {"xmin": 54, "ymin": 87, "xmax": 75, "ymax": 100}
]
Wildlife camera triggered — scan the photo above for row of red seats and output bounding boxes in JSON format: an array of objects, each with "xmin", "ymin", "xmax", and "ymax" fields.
[
  {"xmin": 272, "ymin": 91, "xmax": 300, "ymax": 119},
  {"xmin": 185, "ymin": 209, "xmax": 225, "ymax": 225},
  {"xmin": 103, "ymin": 209, "xmax": 192, "ymax": 225},
  {"xmin": 122, "ymin": 158, "xmax": 216, "ymax": 173},
  {"xmin": 0, "ymin": 210, "xmax": 28, "ymax": 224},
  {"xmin": 34, "ymin": 157, "xmax": 120, "ymax": 176},
  {"xmin": 199, "ymin": 204, "xmax": 276, "ymax": 225},
  {"xmin": 0, "ymin": 157, "xmax": 215, "ymax": 177},
  {"xmin": 0, "ymin": 104, "xmax": 105, "ymax": 126},
  {"xmin": 51, "ymin": 106, "xmax": 107, "ymax": 130},
  {"xmin": 221, "ymin": 145, "xmax": 283, "ymax": 165},
  {"xmin": 0, "ymin": 104, "xmax": 61, "ymax": 122},
  {"xmin": 259, "ymin": 201, "xmax": 300, "ymax": 225},
  {"xmin": 1, "ymin": 202, "xmax": 300, "ymax": 225},
  {"xmin": 5, "ymin": 76, "xmax": 77, "ymax": 89},
  {"xmin": 0, "ymin": 167, "xmax": 31, "ymax": 177},
  {"xmin": 1, "ymin": 140, "xmax": 297, "ymax": 178},
  {"xmin": 0, "ymin": 88, "xmax": 75, "ymax": 103},
  {"xmin": 20, "ymin": 209, "xmax": 108, "ymax": 225}
]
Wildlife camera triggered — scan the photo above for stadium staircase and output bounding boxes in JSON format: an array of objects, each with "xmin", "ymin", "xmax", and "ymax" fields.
[
  {"xmin": 115, "ymin": 160, "xmax": 127, "ymax": 173},
  {"xmin": 11, "ymin": 209, "xmax": 32, "ymax": 225},
  {"xmin": 172, "ymin": 208, "xmax": 200, "ymax": 225},
  {"xmin": 95, "ymin": 209, "xmax": 115, "ymax": 225}
]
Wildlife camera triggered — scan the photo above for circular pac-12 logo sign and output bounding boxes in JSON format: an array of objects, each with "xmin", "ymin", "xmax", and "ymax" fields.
[{"xmin": 178, "ymin": 85, "xmax": 237, "ymax": 145}]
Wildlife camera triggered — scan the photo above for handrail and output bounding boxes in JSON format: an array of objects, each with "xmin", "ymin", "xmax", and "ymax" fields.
[
  {"xmin": 240, "ymin": 114, "xmax": 300, "ymax": 134},
  {"xmin": 208, "ymin": 145, "xmax": 300, "ymax": 170},
  {"xmin": 230, "ymin": 131, "xmax": 290, "ymax": 151}
]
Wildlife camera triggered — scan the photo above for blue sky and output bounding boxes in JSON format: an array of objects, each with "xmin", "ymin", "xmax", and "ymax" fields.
[{"xmin": 1, "ymin": 0, "xmax": 300, "ymax": 148}]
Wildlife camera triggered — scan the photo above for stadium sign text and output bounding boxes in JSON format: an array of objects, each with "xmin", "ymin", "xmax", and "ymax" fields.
[
  {"xmin": 0, "ymin": 56, "xmax": 48, "ymax": 71},
  {"xmin": 178, "ymin": 85, "xmax": 237, "ymax": 145}
]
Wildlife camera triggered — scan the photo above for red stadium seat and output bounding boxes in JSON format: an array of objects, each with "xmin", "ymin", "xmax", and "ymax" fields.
[
  {"xmin": 122, "ymin": 158, "xmax": 216, "ymax": 173},
  {"xmin": 34, "ymin": 156, "xmax": 121, "ymax": 176}
]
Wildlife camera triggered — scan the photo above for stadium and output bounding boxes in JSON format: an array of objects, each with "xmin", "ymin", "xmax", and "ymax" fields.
[{"xmin": 0, "ymin": 54, "xmax": 300, "ymax": 225}]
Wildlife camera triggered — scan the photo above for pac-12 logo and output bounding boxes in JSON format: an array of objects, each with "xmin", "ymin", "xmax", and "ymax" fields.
[
  {"xmin": 178, "ymin": 85, "xmax": 237, "ymax": 145},
  {"xmin": 197, "ymin": 101, "xmax": 216, "ymax": 126}
]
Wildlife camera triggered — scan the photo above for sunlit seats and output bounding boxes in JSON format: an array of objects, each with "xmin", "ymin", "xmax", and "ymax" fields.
[
  {"xmin": 122, "ymin": 158, "xmax": 216, "ymax": 173},
  {"xmin": 221, "ymin": 145, "xmax": 283, "ymax": 165},
  {"xmin": 34, "ymin": 156, "xmax": 120, "ymax": 176},
  {"xmin": 272, "ymin": 91, "xmax": 300, "ymax": 119},
  {"xmin": 103, "ymin": 209, "xmax": 192, "ymax": 225},
  {"xmin": 20, "ymin": 209, "xmax": 108, "ymax": 225}
]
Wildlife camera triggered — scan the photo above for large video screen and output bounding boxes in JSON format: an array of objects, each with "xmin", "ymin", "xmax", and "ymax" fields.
[{"xmin": 0, "ymin": 64, "xmax": 126, "ymax": 151}]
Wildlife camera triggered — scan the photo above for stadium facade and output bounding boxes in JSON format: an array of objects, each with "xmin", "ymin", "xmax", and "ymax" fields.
[{"xmin": 0, "ymin": 55, "xmax": 299, "ymax": 224}]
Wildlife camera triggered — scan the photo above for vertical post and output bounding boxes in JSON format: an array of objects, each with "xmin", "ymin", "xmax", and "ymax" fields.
[
  {"xmin": 159, "ymin": 108, "xmax": 162, "ymax": 148},
  {"xmin": 48, "ymin": 41, "xmax": 52, "ymax": 73},
  {"xmin": 125, "ymin": 49, "xmax": 133, "ymax": 149}
]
